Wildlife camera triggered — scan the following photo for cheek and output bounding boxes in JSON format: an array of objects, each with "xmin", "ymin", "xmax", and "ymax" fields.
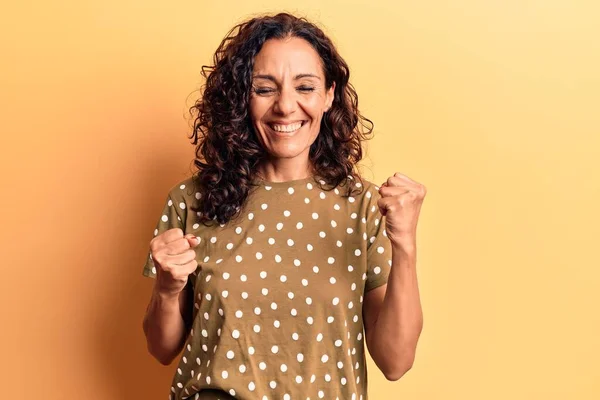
[{"xmin": 249, "ymin": 98, "xmax": 267, "ymax": 124}]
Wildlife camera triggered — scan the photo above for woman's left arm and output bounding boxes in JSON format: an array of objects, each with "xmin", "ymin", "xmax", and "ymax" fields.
[
  {"xmin": 364, "ymin": 243, "xmax": 423, "ymax": 381},
  {"xmin": 363, "ymin": 173, "xmax": 426, "ymax": 381}
]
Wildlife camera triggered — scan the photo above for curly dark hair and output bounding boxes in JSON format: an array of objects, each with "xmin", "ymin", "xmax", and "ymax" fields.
[{"xmin": 187, "ymin": 12, "xmax": 374, "ymax": 226}]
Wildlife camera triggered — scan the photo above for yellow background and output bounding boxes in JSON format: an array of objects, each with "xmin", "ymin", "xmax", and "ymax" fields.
[{"xmin": 2, "ymin": 0, "xmax": 599, "ymax": 399}]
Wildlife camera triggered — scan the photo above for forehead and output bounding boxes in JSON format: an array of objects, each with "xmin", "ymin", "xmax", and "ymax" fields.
[{"xmin": 252, "ymin": 37, "xmax": 324, "ymax": 78}]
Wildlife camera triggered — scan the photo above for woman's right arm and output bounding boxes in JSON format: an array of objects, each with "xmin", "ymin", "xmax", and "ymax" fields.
[{"xmin": 142, "ymin": 282, "xmax": 194, "ymax": 365}]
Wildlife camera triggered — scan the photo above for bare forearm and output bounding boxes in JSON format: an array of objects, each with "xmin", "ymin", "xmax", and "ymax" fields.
[
  {"xmin": 143, "ymin": 287, "xmax": 187, "ymax": 365},
  {"xmin": 371, "ymin": 244, "xmax": 423, "ymax": 379}
]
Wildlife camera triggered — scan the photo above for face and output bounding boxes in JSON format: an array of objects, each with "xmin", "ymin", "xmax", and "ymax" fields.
[{"xmin": 249, "ymin": 36, "xmax": 335, "ymax": 170}]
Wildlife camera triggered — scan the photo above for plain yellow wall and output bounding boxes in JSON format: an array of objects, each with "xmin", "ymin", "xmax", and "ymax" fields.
[{"xmin": 2, "ymin": 0, "xmax": 599, "ymax": 399}]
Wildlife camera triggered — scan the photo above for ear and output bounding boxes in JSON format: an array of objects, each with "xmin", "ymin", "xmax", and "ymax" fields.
[{"xmin": 325, "ymin": 81, "xmax": 336, "ymax": 111}]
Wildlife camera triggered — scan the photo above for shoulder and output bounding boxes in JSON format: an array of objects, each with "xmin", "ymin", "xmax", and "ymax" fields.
[
  {"xmin": 165, "ymin": 175, "xmax": 200, "ymax": 207},
  {"xmin": 348, "ymin": 176, "xmax": 383, "ymax": 202}
]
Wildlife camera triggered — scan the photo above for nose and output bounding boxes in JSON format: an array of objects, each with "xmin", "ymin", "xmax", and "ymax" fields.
[{"xmin": 273, "ymin": 84, "xmax": 297, "ymax": 115}]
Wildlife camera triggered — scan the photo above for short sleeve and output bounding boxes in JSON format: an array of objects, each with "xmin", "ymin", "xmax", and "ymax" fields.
[
  {"xmin": 142, "ymin": 189, "xmax": 187, "ymax": 279},
  {"xmin": 364, "ymin": 183, "xmax": 392, "ymax": 292}
]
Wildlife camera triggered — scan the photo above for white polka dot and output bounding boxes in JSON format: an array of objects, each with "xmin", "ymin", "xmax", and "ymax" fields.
[
  {"xmin": 330, "ymin": 277, "xmax": 337, "ymax": 284},
  {"xmin": 268, "ymin": 238, "xmax": 275, "ymax": 244},
  {"xmin": 261, "ymin": 203, "xmax": 268, "ymax": 210},
  {"xmin": 280, "ymin": 364, "xmax": 288, "ymax": 372},
  {"xmin": 288, "ymin": 187, "xmax": 294, "ymax": 194},
  {"xmin": 235, "ymin": 255, "xmax": 242, "ymax": 262},
  {"xmin": 321, "ymin": 354, "xmax": 329, "ymax": 363},
  {"xmin": 260, "ymin": 271, "xmax": 267, "ymax": 279},
  {"xmin": 319, "ymin": 231, "xmax": 326, "ymax": 238},
  {"xmin": 232, "ymin": 330, "xmax": 240, "ymax": 339},
  {"xmin": 248, "ymin": 381, "xmax": 255, "ymax": 391},
  {"xmin": 241, "ymin": 274, "xmax": 247, "ymax": 282},
  {"xmin": 246, "ymin": 237, "xmax": 253, "ymax": 245},
  {"xmin": 328, "ymin": 257, "xmax": 335, "ymax": 264},
  {"xmin": 254, "ymin": 325, "xmax": 261, "ymax": 333},
  {"xmin": 275, "ymin": 254, "xmax": 282, "ymax": 262},
  {"xmin": 222, "ymin": 370, "xmax": 228, "ymax": 379},
  {"xmin": 296, "ymin": 222, "xmax": 303, "ymax": 229},
  {"xmin": 292, "ymin": 333, "xmax": 299, "ymax": 341},
  {"xmin": 259, "ymin": 362, "xmax": 267, "ymax": 370},
  {"xmin": 280, "ymin": 275, "xmax": 287, "ymax": 282},
  {"xmin": 335, "ymin": 339, "xmax": 342, "ymax": 347},
  {"xmin": 331, "ymin": 220, "xmax": 337, "ymax": 228},
  {"xmin": 258, "ymin": 224, "xmax": 265, "ymax": 232},
  {"xmin": 287, "ymin": 239, "xmax": 294, "ymax": 246},
  {"xmin": 256, "ymin": 252, "xmax": 263, "ymax": 259},
  {"xmin": 306, "ymin": 297, "xmax": 312, "ymax": 305},
  {"xmin": 269, "ymin": 381, "xmax": 277, "ymax": 389},
  {"xmin": 161, "ymin": 215, "xmax": 168, "ymax": 222},
  {"xmin": 312, "ymin": 212, "xmax": 319, "ymax": 219},
  {"xmin": 316, "ymin": 333, "xmax": 323, "ymax": 342},
  {"xmin": 307, "ymin": 244, "xmax": 313, "ymax": 251},
  {"xmin": 333, "ymin": 297, "xmax": 340, "ymax": 305},
  {"xmin": 254, "ymin": 307, "xmax": 261, "ymax": 315},
  {"xmin": 313, "ymin": 266, "xmax": 319, "ymax": 273},
  {"xmin": 272, "ymin": 345, "xmax": 279, "ymax": 354},
  {"xmin": 235, "ymin": 310, "xmax": 243, "ymax": 318},
  {"xmin": 227, "ymin": 350, "xmax": 234, "ymax": 359},
  {"xmin": 302, "ymin": 279, "xmax": 309, "ymax": 286},
  {"xmin": 283, "ymin": 210, "xmax": 291, "ymax": 217},
  {"xmin": 374, "ymin": 266, "xmax": 381, "ymax": 274}
]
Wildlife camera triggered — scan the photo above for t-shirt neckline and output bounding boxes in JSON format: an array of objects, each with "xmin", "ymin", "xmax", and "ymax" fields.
[{"xmin": 253, "ymin": 175, "xmax": 320, "ymax": 188}]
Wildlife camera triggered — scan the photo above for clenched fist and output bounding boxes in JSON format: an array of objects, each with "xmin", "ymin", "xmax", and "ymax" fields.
[{"xmin": 149, "ymin": 228, "xmax": 200, "ymax": 296}]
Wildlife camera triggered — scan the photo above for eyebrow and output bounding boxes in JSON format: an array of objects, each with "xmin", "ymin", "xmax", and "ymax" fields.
[{"xmin": 252, "ymin": 73, "xmax": 321, "ymax": 82}]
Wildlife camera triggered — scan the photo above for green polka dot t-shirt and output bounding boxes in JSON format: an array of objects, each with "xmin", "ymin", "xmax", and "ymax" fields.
[{"xmin": 143, "ymin": 174, "xmax": 392, "ymax": 400}]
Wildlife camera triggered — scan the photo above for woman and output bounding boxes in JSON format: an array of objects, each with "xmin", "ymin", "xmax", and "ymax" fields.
[{"xmin": 142, "ymin": 12, "xmax": 425, "ymax": 400}]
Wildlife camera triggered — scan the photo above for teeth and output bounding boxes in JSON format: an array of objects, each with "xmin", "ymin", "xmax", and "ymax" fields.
[{"xmin": 271, "ymin": 122, "xmax": 303, "ymax": 132}]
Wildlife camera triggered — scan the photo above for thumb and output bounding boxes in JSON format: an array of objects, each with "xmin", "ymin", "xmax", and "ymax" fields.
[{"xmin": 185, "ymin": 234, "xmax": 200, "ymax": 246}]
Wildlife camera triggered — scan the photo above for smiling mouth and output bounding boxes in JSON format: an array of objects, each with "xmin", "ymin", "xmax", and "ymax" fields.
[{"xmin": 267, "ymin": 121, "xmax": 307, "ymax": 135}]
